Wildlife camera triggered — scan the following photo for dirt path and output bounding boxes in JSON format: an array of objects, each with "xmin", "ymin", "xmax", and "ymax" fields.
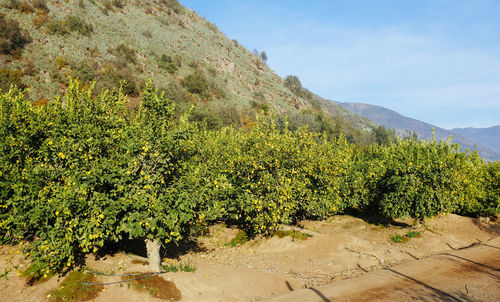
[
  {"xmin": 1, "ymin": 214, "xmax": 499, "ymax": 301},
  {"xmin": 267, "ymin": 237, "xmax": 500, "ymax": 302}
]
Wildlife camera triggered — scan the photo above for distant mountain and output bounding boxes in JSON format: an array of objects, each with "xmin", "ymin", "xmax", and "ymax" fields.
[
  {"xmin": 339, "ymin": 102, "xmax": 500, "ymax": 162},
  {"xmin": 450, "ymin": 126, "xmax": 500, "ymax": 157}
]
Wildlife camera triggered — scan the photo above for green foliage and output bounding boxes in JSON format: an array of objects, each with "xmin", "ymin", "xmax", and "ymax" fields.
[
  {"xmin": 405, "ymin": 230, "xmax": 421, "ymax": 238},
  {"xmin": 274, "ymin": 230, "xmax": 312, "ymax": 240},
  {"xmin": 373, "ymin": 125, "xmax": 396, "ymax": 146},
  {"xmin": 96, "ymin": 64, "xmax": 137, "ymax": 95},
  {"xmin": 0, "ymin": 68, "xmax": 25, "ymax": 92},
  {"xmin": 46, "ymin": 19, "xmax": 70, "ymax": 35},
  {"xmin": 47, "ymin": 16, "xmax": 93, "ymax": 36},
  {"xmin": 162, "ymin": 260, "xmax": 196, "ymax": 272},
  {"xmin": 158, "ymin": 54, "xmax": 178, "ymax": 73},
  {"xmin": 0, "ymin": 80, "xmax": 201, "ymax": 274},
  {"xmin": 364, "ymin": 137, "xmax": 489, "ymax": 220},
  {"xmin": 0, "ymin": 80, "xmax": 497, "ymax": 276},
  {"xmin": 226, "ymin": 230, "xmax": 249, "ymax": 247},
  {"xmin": 183, "ymin": 72, "xmax": 209, "ymax": 95},
  {"xmin": 390, "ymin": 234, "xmax": 405, "ymax": 243},
  {"xmin": 65, "ymin": 15, "xmax": 94, "ymax": 36},
  {"xmin": 0, "ymin": 13, "xmax": 32, "ymax": 54},
  {"xmin": 113, "ymin": 43, "xmax": 136, "ymax": 64}
]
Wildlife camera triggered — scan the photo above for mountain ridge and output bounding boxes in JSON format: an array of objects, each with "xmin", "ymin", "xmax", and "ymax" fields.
[{"xmin": 339, "ymin": 102, "xmax": 500, "ymax": 161}]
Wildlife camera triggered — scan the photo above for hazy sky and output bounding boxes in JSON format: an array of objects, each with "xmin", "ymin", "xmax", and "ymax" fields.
[{"xmin": 180, "ymin": 0, "xmax": 500, "ymax": 129}]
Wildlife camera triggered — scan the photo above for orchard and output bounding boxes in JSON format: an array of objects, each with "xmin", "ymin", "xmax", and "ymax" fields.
[{"xmin": 1, "ymin": 80, "xmax": 498, "ymax": 275}]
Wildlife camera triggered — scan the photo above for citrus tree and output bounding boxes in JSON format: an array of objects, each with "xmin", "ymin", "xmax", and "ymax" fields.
[{"xmin": 0, "ymin": 80, "xmax": 202, "ymax": 273}]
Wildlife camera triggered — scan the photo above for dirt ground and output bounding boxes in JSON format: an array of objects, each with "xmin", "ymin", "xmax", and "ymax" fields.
[{"xmin": 1, "ymin": 213, "xmax": 499, "ymax": 302}]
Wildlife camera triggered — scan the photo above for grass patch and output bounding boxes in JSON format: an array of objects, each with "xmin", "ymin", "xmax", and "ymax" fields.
[
  {"xmin": 226, "ymin": 230, "xmax": 249, "ymax": 247},
  {"xmin": 274, "ymin": 230, "xmax": 313, "ymax": 241},
  {"xmin": 121, "ymin": 273, "xmax": 182, "ymax": 300},
  {"xmin": 405, "ymin": 230, "xmax": 421, "ymax": 238},
  {"xmin": 390, "ymin": 234, "xmax": 406, "ymax": 243},
  {"xmin": 23, "ymin": 263, "xmax": 55, "ymax": 286},
  {"xmin": 48, "ymin": 270, "xmax": 103, "ymax": 302},
  {"xmin": 161, "ymin": 260, "xmax": 197, "ymax": 273}
]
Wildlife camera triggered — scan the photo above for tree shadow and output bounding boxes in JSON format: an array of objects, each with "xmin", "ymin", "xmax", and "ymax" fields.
[
  {"xmin": 345, "ymin": 208, "xmax": 411, "ymax": 227},
  {"xmin": 472, "ymin": 219, "xmax": 500, "ymax": 236},
  {"xmin": 94, "ymin": 235, "xmax": 206, "ymax": 262}
]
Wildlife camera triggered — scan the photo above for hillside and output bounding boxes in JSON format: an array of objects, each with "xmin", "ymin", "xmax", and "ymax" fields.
[
  {"xmin": 0, "ymin": 0, "xmax": 375, "ymax": 141},
  {"xmin": 451, "ymin": 126, "xmax": 500, "ymax": 156},
  {"xmin": 339, "ymin": 102, "xmax": 500, "ymax": 162}
]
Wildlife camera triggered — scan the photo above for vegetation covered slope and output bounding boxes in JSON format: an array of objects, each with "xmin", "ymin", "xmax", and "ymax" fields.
[{"xmin": 0, "ymin": 0, "xmax": 377, "ymax": 143}]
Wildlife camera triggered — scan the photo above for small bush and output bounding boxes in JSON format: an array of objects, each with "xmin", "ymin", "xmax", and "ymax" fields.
[
  {"xmin": 142, "ymin": 29, "xmax": 152, "ymax": 38},
  {"xmin": 158, "ymin": 54, "xmax": 178, "ymax": 73},
  {"xmin": 0, "ymin": 13, "xmax": 32, "ymax": 54},
  {"xmin": 0, "ymin": 68, "xmax": 24, "ymax": 91},
  {"xmin": 70, "ymin": 61, "xmax": 95, "ymax": 85},
  {"xmin": 112, "ymin": 0, "xmax": 125, "ymax": 9},
  {"xmin": 96, "ymin": 63, "xmax": 137, "ymax": 95},
  {"xmin": 102, "ymin": 0, "xmax": 113, "ymax": 14},
  {"xmin": 46, "ymin": 19, "xmax": 69, "ymax": 35},
  {"xmin": 33, "ymin": 0, "xmax": 48, "ymax": 11},
  {"xmin": 390, "ymin": 234, "xmax": 405, "ymax": 243},
  {"xmin": 65, "ymin": 15, "xmax": 93, "ymax": 36},
  {"xmin": 405, "ymin": 231, "xmax": 421, "ymax": 238},
  {"xmin": 183, "ymin": 72, "xmax": 209, "ymax": 96},
  {"xmin": 113, "ymin": 43, "xmax": 136, "ymax": 64},
  {"xmin": 160, "ymin": 0, "xmax": 183, "ymax": 14},
  {"xmin": 4, "ymin": 0, "xmax": 34, "ymax": 13}
]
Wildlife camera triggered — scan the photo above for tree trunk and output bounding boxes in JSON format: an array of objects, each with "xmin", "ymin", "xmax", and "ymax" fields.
[{"xmin": 145, "ymin": 238, "xmax": 162, "ymax": 272}]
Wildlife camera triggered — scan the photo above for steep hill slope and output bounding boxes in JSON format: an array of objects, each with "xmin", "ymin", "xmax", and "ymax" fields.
[
  {"xmin": 0, "ymin": 0, "xmax": 374, "ymax": 140},
  {"xmin": 339, "ymin": 102, "xmax": 500, "ymax": 161}
]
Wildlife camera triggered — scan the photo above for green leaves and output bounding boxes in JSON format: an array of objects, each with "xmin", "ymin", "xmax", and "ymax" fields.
[{"xmin": 0, "ymin": 80, "xmax": 497, "ymax": 275}]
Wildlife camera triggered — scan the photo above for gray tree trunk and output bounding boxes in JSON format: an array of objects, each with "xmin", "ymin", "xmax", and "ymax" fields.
[{"xmin": 145, "ymin": 238, "xmax": 162, "ymax": 272}]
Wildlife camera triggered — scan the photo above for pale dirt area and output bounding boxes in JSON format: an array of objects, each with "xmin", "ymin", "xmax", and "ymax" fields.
[{"xmin": 1, "ymin": 213, "xmax": 499, "ymax": 302}]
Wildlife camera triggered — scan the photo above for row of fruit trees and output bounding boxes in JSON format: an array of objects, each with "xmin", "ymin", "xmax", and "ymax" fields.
[{"xmin": 1, "ymin": 80, "xmax": 498, "ymax": 275}]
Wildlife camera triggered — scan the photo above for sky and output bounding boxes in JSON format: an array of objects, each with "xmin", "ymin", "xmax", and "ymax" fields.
[{"xmin": 180, "ymin": 0, "xmax": 500, "ymax": 129}]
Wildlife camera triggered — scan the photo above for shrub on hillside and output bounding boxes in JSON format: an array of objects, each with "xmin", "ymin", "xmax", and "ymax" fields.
[
  {"xmin": 113, "ymin": 43, "xmax": 136, "ymax": 64},
  {"xmin": 3, "ymin": 0, "xmax": 34, "ymax": 13},
  {"xmin": 33, "ymin": 0, "xmax": 49, "ymax": 11},
  {"xmin": 0, "ymin": 13, "xmax": 32, "ymax": 55},
  {"xmin": 0, "ymin": 68, "xmax": 25, "ymax": 91},
  {"xmin": 65, "ymin": 15, "xmax": 93, "ymax": 36},
  {"xmin": 160, "ymin": 0, "xmax": 183, "ymax": 14},
  {"xmin": 112, "ymin": 0, "xmax": 125, "ymax": 9},
  {"xmin": 46, "ymin": 19, "xmax": 70, "ymax": 35},
  {"xmin": 96, "ymin": 64, "xmax": 137, "ymax": 95},
  {"xmin": 46, "ymin": 16, "xmax": 93, "ymax": 36},
  {"xmin": 158, "ymin": 55, "xmax": 178, "ymax": 73},
  {"xmin": 183, "ymin": 72, "xmax": 209, "ymax": 96}
]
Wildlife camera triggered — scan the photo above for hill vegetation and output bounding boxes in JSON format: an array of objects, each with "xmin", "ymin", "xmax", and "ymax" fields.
[{"xmin": 0, "ymin": 0, "xmax": 379, "ymax": 144}]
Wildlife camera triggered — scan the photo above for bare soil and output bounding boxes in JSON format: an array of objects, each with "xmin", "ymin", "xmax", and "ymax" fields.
[{"xmin": 1, "ymin": 214, "xmax": 499, "ymax": 302}]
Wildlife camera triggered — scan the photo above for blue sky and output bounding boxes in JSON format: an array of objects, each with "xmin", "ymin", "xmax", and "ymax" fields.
[{"xmin": 180, "ymin": 0, "xmax": 500, "ymax": 129}]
